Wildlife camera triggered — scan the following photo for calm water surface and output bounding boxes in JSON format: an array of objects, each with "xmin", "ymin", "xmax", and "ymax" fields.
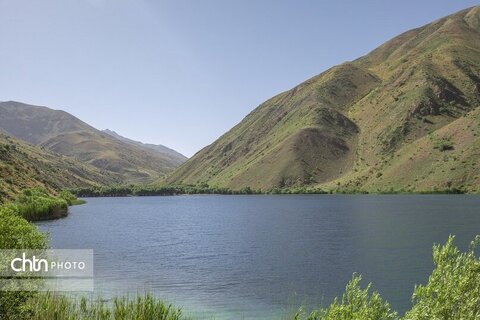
[{"xmin": 36, "ymin": 195, "xmax": 480, "ymax": 319}]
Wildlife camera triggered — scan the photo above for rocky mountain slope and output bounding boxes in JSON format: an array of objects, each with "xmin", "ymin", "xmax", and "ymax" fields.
[
  {"xmin": 0, "ymin": 101, "xmax": 185, "ymax": 183},
  {"xmin": 0, "ymin": 132, "xmax": 120, "ymax": 201},
  {"xmin": 166, "ymin": 6, "xmax": 480, "ymax": 193}
]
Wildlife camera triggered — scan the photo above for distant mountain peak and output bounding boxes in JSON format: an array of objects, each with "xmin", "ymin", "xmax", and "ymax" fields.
[
  {"xmin": 0, "ymin": 101, "xmax": 187, "ymax": 183},
  {"xmin": 102, "ymin": 129, "xmax": 187, "ymax": 162}
]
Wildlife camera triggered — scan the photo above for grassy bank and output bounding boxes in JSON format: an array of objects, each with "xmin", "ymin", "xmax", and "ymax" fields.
[
  {"xmin": 5, "ymin": 188, "xmax": 77, "ymax": 221},
  {"xmin": 26, "ymin": 293, "xmax": 184, "ymax": 320}
]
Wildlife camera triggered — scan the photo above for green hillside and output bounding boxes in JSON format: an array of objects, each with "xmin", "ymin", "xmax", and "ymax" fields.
[
  {"xmin": 0, "ymin": 101, "xmax": 186, "ymax": 183},
  {"xmin": 0, "ymin": 132, "xmax": 119, "ymax": 202},
  {"xmin": 166, "ymin": 6, "xmax": 480, "ymax": 193}
]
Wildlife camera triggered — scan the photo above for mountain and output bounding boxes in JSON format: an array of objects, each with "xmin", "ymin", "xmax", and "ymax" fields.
[
  {"xmin": 102, "ymin": 129, "xmax": 187, "ymax": 165},
  {"xmin": 0, "ymin": 132, "xmax": 120, "ymax": 201},
  {"xmin": 0, "ymin": 101, "xmax": 184, "ymax": 183},
  {"xmin": 166, "ymin": 6, "xmax": 480, "ymax": 193}
]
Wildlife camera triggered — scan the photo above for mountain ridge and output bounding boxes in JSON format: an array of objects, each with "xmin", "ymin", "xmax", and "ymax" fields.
[
  {"xmin": 102, "ymin": 129, "xmax": 187, "ymax": 164},
  {"xmin": 0, "ymin": 132, "xmax": 120, "ymax": 201},
  {"xmin": 165, "ymin": 6, "xmax": 480, "ymax": 193},
  {"xmin": 0, "ymin": 101, "xmax": 185, "ymax": 183}
]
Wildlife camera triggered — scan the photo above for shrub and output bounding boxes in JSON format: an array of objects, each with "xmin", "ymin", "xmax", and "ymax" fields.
[
  {"xmin": 0, "ymin": 203, "xmax": 48, "ymax": 320},
  {"xmin": 59, "ymin": 190, "xmax": 85, "ymax": 205},
  {"xmin": 295, "ymin": 236, "xmax": 480, "ymax": 319},
  {"xmin": 433, "ymin": 138, "xmax": 454, "ymax": 151},
  {"xmin": 58, "ymin": 190, "xmax": 77, "ymax": 205},
  {"xmin": 404, "ymin": 235, "xmax": 480, "ymax": 319},
  {"xmin": 15, "ymin": 188, "xmax": 68, "ymax": 221},
  {"xmin": 0, "ymin": 204, "xmax": 47, "ymax": 249},
  {"xmin": 295, "ymin": 274, "xmax": 397, "ymax": 320}
]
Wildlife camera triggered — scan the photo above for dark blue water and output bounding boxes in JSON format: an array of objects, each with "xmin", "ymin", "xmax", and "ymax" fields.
[{"xmin": 36, "ymin": 195, "xmax": 480, "ymax": 319}]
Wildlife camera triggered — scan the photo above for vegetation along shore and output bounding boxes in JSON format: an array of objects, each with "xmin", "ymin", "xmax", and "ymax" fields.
[{"xmin": 70, "ymin": 184, "xmax": 469, "ymax": 198}]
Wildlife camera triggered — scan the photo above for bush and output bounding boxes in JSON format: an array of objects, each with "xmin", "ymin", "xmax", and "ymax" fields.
[
  {"xmin": 15, "ymin": 188, "xmax": 68, "ymax": 221},
  {"xmin": 0, "ymin": 203, "xmax": 48, "ymax": 319},
  {"xmin": 295, "ymin": 274, "xmax": 397, "ymax": 320},
  {"xmin": 0, "ymin": 204, "xmax": 47, "ymax": 249},
  {"xmin": 59, "ymin": 190, "xmax": 85, "ymax": 205},
  {"xmin": 58, "ymin": 190, "xmax": 77, "ymax": 205},
  {"xmin": 433, "ymin": 138, "xmax": 454, "ymax": 151},
  {"xmin": 295, "ymin": 236, "xmax": 480, "ymax": 320},
  {"xmin": 404, "ymin": 235, "xmax": 480, "ymax": 319}
]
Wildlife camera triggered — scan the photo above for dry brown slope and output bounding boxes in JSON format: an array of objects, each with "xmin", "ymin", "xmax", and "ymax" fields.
[
  {"xmin": 338, "ymin": 6, "xmax": 480, "ymax": 192},
  {"xmin": 167, "ymin": 63, "xmax": 380, "ymax": 190},
  {"xmin": 0, "ymin": 133, "xmax": 120, "ymax": 201},
  {"xmin": 0, "ymin": 101, "xmax": 184, "ymax": 183},
  {"xmin": 167, "ymin": 6, "xmax": 480, "ymax": 193}
]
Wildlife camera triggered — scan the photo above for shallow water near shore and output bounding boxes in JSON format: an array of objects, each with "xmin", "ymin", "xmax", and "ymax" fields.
[{"xmin": 36, "ymin": 194, "xmax": 480, "ymax": 319}]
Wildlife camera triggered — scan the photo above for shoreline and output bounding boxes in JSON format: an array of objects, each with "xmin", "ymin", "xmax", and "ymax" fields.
[{"xmin": 74, "ymin": 189, "xmax": 473, "ymax": 198}]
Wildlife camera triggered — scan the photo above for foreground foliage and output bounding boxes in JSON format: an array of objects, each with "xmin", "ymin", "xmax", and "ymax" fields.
[
  {"xmin": 26, "ymin": 293, "xmax": 184, "ymax": 320},
  {"xmin": 295, "ymin": 236, "xmax": 480, "ymax": 320},
  {"xmin": 0, "ymin": 199, "xmax": 48, "ymax": 319},
  {"xmin": 404, "ymin": 236, "xmax": 480, "ymax": 320},
  {"xmin": 295, "ymin": 275, "xmax": 397, "ymax": 320}
]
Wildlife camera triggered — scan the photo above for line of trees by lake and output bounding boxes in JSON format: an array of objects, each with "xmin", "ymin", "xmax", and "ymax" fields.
[{"xmin": 69, "ymin": 183, "xmax": 467, "ymax": 198}]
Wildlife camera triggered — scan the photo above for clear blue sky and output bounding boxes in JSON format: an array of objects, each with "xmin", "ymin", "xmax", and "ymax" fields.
[{"xmin": 0, "ymin": 1, "xmax": 477, "ymax": 157}]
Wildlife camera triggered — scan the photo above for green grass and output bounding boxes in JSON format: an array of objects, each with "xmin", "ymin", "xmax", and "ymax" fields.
[
  {"xmin": 26, "ymin": 293, "xmax": 185, "ymax": 320},
  {"xmin": 1, "ymin": 188, "xmax": 85, "ymax": 221},
  {"xmin": 14, "ymin": 188, "xmax": 69, "ymax": 221}
]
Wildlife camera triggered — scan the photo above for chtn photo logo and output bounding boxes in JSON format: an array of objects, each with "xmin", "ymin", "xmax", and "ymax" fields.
[
  {"xmin": 10, "ymin": 252, "xmax": 86, "ymax": 273},
  {"xmin": 0, "ymin": 249, "xmax": 94, "ymax": 292}
]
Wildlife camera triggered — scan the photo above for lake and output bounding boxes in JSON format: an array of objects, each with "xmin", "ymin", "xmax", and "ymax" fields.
[{"xmin": 36, "ymin": 195, "xmax": 480, "ymax": 319}]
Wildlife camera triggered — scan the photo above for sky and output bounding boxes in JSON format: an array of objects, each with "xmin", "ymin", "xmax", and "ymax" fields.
[{"xmin": 0, "ymin": 1, "xmax": 478, "ymax": 157}]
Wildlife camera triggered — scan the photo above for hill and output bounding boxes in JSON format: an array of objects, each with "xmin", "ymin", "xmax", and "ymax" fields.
[
  {"xmin": 0, "ymin": 101, "xmax": 185, "ymax": 183},
  {"xmin": 166, "ymin": 6, "xmax": 480, "ymax": 193},
  {"xmin": 0, "ymin": 132, "xmax": 120, "ymax": 201},
  {"xmin": 102, "ymin": 129, "xmax": 187, "ymax": 165}
]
